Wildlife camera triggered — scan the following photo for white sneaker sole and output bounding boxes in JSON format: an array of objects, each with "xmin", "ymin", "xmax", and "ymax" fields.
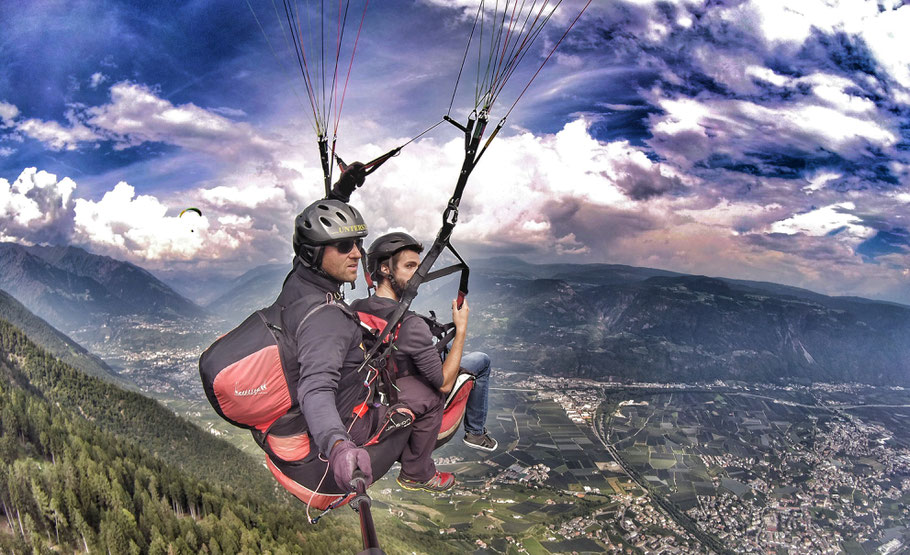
[{"xmin": 463, "ymin": 437, "xmax": 497, "ymax": 452}]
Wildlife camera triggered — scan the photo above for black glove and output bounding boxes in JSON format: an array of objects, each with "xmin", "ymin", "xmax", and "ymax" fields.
[
  {"xmin": 328, "ymin": 440, "xmax": 372, "ymax": 491},
  {"xmin": 328, "ymin": 162, "xmax": 366, "ymax": 203}
]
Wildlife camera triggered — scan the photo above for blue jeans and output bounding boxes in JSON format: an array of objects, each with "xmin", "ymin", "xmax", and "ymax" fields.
[{"xmin": 459, "ymin": 351, "xmax": 491, "ymax": 435}]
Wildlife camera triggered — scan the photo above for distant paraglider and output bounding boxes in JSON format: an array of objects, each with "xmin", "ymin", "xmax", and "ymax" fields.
[
  {"xmin": 179, "ymin": 207, "xmax": 202, "ymax": 218},
  {"xmin": 179, "ymin": 207, "xmax": 202, "ymax": 232}
]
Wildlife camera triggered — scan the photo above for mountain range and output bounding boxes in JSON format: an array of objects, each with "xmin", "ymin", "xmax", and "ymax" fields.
[
  {"xmin": 2, "ymin": 244, "xmax": 908, "ymax": 386},
  {"xmin": 460, "ymin": 257, "xmax": 910, "ymax": 385},
  {"xmin": 202, "ymin": 262, "xmax": 291, "ymax": 326},
  {"xmin": 181, "ymin": 254, "xmax": 910, "ymax": 386},
  {"xmin": 0, "ymin": 242, "xmax": 205, "ymax": 333}
]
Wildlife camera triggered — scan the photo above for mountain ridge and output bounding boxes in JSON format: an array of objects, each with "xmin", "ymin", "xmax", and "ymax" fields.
[
  {"xmin": 0, "ymin": 242, "xmax": 205, "ymax": 333},
  {"xmin": 0, "ymin": 286, "xmax": 125, "ymax": 385}
]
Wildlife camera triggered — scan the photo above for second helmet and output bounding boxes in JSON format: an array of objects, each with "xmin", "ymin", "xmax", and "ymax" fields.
[{"xmin": 367, "ymin": 232, "xmax": 423, "ymax": 279}]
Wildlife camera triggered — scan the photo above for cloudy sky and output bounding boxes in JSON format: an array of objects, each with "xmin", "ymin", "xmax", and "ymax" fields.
[{"xmin": 1, "ymin": 0, "xmax": 909, "ymax": 304}]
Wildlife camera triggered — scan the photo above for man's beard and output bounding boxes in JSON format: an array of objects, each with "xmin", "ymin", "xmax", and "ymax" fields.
[{"xmin": 389, "ymin": 272, "xmax": 408, "ymax": 298}]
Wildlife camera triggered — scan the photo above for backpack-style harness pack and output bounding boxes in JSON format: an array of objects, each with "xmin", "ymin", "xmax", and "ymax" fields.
[{"xmin": 199, "ymin": 293, "xmax": 343, "ymax": 464}]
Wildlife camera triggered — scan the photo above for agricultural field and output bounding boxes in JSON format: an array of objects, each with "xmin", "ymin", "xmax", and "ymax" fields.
[
  {"xmin": 602, "ymin": 386, "xmax": 910, "ymax": 554},
  {"xmin": 370, "ymin": 379, "xmax": 698, "ymax": 553}
]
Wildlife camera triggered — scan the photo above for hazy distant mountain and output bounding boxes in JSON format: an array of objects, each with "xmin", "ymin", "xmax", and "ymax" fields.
[
  {"xmin": 203, "ymin": 263, "xmax": 291, "ymax": 325},
  {"xmin": 54, "ymin": 251, "xmax": 910, "ymax": 386},
  {"xmin": 0, "ymin": 287, "xmax": 127, "ymax": 385},
  {"xmin": 156, "ymin": 270, "xmax": 242, "ymax": 306},
  {"xmin": 457, "ymin": 271, "xmax": 910, "ymax": 386},
  {"xmin": 406, "ymin": 257, "xmax": 910, "ymax": 386},
  {"xmin": 0, "ymin": 242, "xmax": 205, "ymax": 331}
]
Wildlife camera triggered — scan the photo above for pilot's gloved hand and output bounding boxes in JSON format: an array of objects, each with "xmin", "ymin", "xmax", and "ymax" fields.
[
  {"xmin": 328, "ymin": 439, "xmax": 372, "ymax": 491},
  {"xmin": 328, "ymin": 162, "xmax": 366, "ymax": 203}
]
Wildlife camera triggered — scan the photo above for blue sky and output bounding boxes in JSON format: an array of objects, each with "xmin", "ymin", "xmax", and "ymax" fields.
[{"xmin": 1, "ymin": 0, "xmax": 909, "ymax": 304}]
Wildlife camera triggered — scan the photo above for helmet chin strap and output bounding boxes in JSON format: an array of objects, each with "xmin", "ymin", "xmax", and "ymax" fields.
[
  {"xmin": 298, "ymin": 247, "xmax": 339, "ymax": 284},
  {"xmin": 362, "ymin": 256, "xmax": 373, "ymax": 292}
]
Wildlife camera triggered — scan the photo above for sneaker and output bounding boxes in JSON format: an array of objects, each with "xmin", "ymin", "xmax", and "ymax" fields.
[
  {"xmin": 397, "ymin": 472, "xmax": 456, "ymax": 493},
  {"xmin": 463, "ymin": 430, "xmax": 498, "ymax": 452}
]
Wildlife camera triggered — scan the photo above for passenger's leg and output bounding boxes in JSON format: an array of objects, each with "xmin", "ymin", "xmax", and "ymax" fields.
[
  {"xmin": 393, "ymin": 375, "xmax": 444, "ymax": 482},
  {"xmin": 460, "ymin": 352, "xmax": 491, "ymax": 435}
]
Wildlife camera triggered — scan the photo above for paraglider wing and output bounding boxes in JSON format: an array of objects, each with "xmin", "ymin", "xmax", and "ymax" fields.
[{"xmin": 179, "ymin": 207, "xmax": 202, "ymax": 218}]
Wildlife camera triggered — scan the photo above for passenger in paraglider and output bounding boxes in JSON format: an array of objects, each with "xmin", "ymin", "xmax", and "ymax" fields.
[{"xmin": 351, "ymin": 232, "xmax": 498, "ymax": 491}]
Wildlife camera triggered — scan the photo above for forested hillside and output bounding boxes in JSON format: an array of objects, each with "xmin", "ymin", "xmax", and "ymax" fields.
[
  {"xmin": 0, "ymin": 319, "xmax": 464, "ymax": 553},
  {"xmin": 0, "ymin": 288, "xmax": 124, "ymax": 385},
  {"xmin": 0, "ymin": 318, "xmax": 278, "ymax": 502}
]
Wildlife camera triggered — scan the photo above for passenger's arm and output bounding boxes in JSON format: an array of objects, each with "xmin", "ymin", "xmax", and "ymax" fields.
[
  {"xmin": 398, "ymin": 318, "xmax": 445, "ymax": 389},
  {"xmin": 439, "ymin": 299, "xmax": 469, "ymax": 394}
]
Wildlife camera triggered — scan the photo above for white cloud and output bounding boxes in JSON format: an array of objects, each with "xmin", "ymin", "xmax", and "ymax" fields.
[
  {"xmin": 89, "ymin": 72, "xmax": 108, "ymax": 89},
  {"xmin": 0, "ymin": 165, "xmax": 294, "ymax": 267},
  {"xmin": 805, "ymin": 74, "xmax": 877, "ymax": 114},
  {"xmin": 355, "ymin": 118, "xmax": 668, "ymax": 255},
  {"xmin": 0, "ymin": 147, "xmax": 13, "ymax": 157},
  {"xmin": 209, "ymin": 106, "xmax": 248, "ymax": 118},
  {"xmin": 0, "ymin": 168, "xmax": 77, "ymax": 245},
  {"xmin": 649, "ymin": 95, "xmax": 898, "ymax": 167},
  {"xmin": 803, "ymin": 171, "xmax": 842, "ymax": 193},
  {"xmin": 733, "ymin": 0, "xmax": 877, "ymax": 45},
  {"xmin": 721, "ymin": 1, "xmax": 910, "ymax": 99},
  {"xmin": 0, "ymin": 101, "xmax": 19, "ymax": 127},
  {"xmin": 743, "ymin": 72, "xmax": 879, "ymax": 114},
  {"xmin": 73, "ymin": 182, "xmax": 212, "ymax": 261},
  {"xmin": 746, "ymin": 66, "xmax": 791, "ymax": 87},
  {"xmin": 677, "ymin": 199, "xmax": 783, "ymax": 230},
  {"xmin": 200, "ymin": 182, "xmax": 288, "ymax": 211},
  {"xmin": 766, "ymin": 202, "xmax": 873, "ymax": 241},
  {"xmin": 17, "ymin": 115, "xmax": 100, "ymax": 151},
  {"xmin": 87, "ymin": 82, "xmax": 284, "ymax": 162},
  {"xmin": 4, "ymin": 82, "xmax": 290, "ymax": 166}
]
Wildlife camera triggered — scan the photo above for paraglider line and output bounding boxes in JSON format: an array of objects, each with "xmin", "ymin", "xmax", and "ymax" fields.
[
  {"xmin": 245, "ymin": 0, "xmax": 313, "ymax": 131},
  {"xmin": 490, "ymin": 1, "xmax": 553, "ymax": 99},
  {"xmin": 488, "ymin": 0, "xmax": 526, "ymax": 97},
  {"xmin": 447, "ymin": 1, "xmax": 482, "ymax": 117},
  {"xmin": 490, "ymin": 0, "xmax": 546, "ymax": 102},
  {"xmin": 504, "ymin": 0, "xmax": 592, "ymax": 119},
  {"xmin": 334, "ymin": 0, "xmax": 369, "ymax": 139},
  {"xmin": 327, "ymin": 0, "xmax": 351, "ymax": 136},
  {"xmin": 283, "ymin": 0, "xmax": 324, "ymax": 133},
  {"xmin": 491, "ymin": 0, "xmax": 559, "ymax": 108},
  {"xmin": 400, "ymin": 119, "xmax": 445, "ymax": 148},
  {"xmin": 321, "ymin": 0, "xmax": 327, "ymax": 131},
  {"xmin": 477, "ymin": 0, "xmax": 504, "ymax": 109},
  {"xmin": 486, "ymin": 0, "xmax": 520, "ymax": 100}
]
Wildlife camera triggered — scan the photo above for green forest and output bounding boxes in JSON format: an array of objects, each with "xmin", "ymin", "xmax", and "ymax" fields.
[{"xmin": 0, "ymin": 318, "xmax": 465, "ymax": 553}]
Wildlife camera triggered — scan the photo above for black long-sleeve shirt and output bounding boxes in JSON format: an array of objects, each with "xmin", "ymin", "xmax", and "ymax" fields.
[{"xmin": 275, "ymin": 261, "xmax": 367, "ymax": 457}]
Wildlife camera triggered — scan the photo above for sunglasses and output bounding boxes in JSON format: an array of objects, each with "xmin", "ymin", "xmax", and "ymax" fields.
[{"xmin": 331, "ymin": 238, "xmax": 364, "ymax": 254}]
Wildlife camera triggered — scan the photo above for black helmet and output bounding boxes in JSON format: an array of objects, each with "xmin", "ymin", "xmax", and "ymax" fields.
[
  {"xmin": 367, "ymin": 232, "xmax": 423, "ymax": 280},
  {"xmin": 293, "ymin": 199, "xmax": 368, "ymax": 267}
]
